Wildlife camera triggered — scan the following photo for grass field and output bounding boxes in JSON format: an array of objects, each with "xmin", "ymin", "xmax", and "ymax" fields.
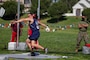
[{"xmin": 0, "ymin": 16, "xmax": 90, "ymax": 60}]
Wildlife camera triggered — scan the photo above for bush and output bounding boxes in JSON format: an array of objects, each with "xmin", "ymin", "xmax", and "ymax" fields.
[
  {"xmin": 2, "ymin": 0, "xmax": 24, "ymax": 20},
  {"xmin": 82, "ymin": 8, "xmax": 90, "ymax": 22},
  {"xmin": 48, "ymin": 1, "xmax": 68, "ymax": 22}
]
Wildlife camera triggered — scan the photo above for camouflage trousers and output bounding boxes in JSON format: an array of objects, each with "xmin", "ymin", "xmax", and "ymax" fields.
[{"xmin": 76, "ymin": 31, "xmax": 89, "ymax": 48}]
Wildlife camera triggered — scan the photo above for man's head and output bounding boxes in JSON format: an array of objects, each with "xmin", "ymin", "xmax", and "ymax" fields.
[
  {"xmin": 81, "ymin": 16, "xmax": 86, "ymax": 21},
  {"xmin": 28, "ymin": 13, "xmax": 37, "ymax": 18},
  {"xmin": 14, "ymin": 19, "xmax": 17, "ymax": 21},
  {"xmin": 28, "ymin": 13, "xmax": 33, "ymax": 17},
  {"xmin": 32, "ymin": 14, "xmax": 36, "ymax": 18}
]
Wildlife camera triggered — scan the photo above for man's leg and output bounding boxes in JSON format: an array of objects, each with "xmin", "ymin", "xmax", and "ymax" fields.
[
  {"xmin": 32, "ymin": 40, "xmax": 39, "ymax": 50},
  {"xmin": 31, "ymin": 40, "xmax": 48, "ymax": 54},
  {"xmin": 84, "ymin": 32, "xmax": 89, "ymax": 45},
  {"xmin": 75, "ymin": 32, "xmax": 82, "ymax": 53},
  {"xmin": 26, "ymin": 39, "xmax": 32, "ymax": 51},
  {"xmin": 31, "ymin": 40, "xmax": 44, "ymax": 50}
]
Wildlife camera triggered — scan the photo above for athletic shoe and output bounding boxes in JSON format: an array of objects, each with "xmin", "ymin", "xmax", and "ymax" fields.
[
  {"xmin": 30, "ymin": 52, "xmax": 40, "ymax": 56},
  {"xmin": 44, "ymin": 48, "xmax": 48, "ymax": 54},
  {"xmin": 31, "ymin": 52, "xmax": 36, "ymax": 56}
]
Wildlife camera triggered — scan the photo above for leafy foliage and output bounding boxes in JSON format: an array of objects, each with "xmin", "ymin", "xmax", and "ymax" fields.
[
  {"xmin": 40, "ymin": 0, "xmax": 51, "ymax": 15},
  {"xmin": 30, "ymin": 0, "xmax": 78, "ymax": 22},
  {"xmin": 48, "ymin": 1, "xmax": 68, "ymax": 21},
  {"xmin": 30, "ymin": 0, "xmax": 38, "ymax": 14},
  {"xmin": 30, "ymin": 0, "xmax": 51, "ymax": 18},
  {"xmin": 2, "ymin": 0, "xmax": 24, "ymax": 20},
  {"xmin": 60, "ymin": 0, "xmax": 79, "ymax": 12},
  {"xmin": 82, "ymin": 8, "xmax": 90, "ymax": 22}
]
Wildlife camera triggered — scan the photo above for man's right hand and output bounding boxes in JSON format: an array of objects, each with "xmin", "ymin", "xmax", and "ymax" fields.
[{"xmin": 45, "ymin": 26, "xmax": 50, "ymax": 32}]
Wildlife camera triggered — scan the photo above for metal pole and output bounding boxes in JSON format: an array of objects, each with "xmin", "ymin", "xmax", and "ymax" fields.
[
  {"xmin": 37, "ymin": 0, "xmax": 40, "ymax": 20},
  {"xmin": 16, "ymin": 0, "xmax": 20, "ymax": 48},
  {"xmin": 29, "ymin": 0, "xmax": 32, "ymax": 7}
]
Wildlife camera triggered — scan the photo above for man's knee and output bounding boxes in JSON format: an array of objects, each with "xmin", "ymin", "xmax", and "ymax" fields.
[
  {"xmin": 31, "ymin": 42, "xmax": 37, "ymax": 47},
  {"xmin": 26, "ymin": 39, "xmax": 30, "ymax": 43}
]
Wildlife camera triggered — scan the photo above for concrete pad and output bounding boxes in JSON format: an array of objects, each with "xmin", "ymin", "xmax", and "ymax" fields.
[
  {"xmin": 0, "ymin": 55, "xmax": 8, "ymax": 60},
  {"xmin": 0, "ymin": 53, "xmax": 60, "ymax": 60}
]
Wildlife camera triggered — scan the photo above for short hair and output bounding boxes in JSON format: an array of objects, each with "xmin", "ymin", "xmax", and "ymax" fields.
[{"xmin": 81, "ymin": 16, "xmax": 86, "ymax": 21}]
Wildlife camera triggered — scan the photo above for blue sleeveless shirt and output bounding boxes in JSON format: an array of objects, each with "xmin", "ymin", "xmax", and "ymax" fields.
[
  {"xmin": 29, "ymin": 18, "xmax": 39, "ymax": 31},
  {"xmin": 28, "ymin": 18, "xmax": 40, "ymax": 40}
]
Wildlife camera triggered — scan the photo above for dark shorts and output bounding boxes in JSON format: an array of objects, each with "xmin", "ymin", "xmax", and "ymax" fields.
[{"xmin": 28, "ymin": 30, "xmax": 40, "ymax": 41}]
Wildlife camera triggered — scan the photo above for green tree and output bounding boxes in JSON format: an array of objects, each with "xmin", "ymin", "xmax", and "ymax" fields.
[
  {"xmin": 48, "ymin": 1, "xmax": 68, "ymax": 20},
  {"xmin": 40, "ymin": 0, "xmax": 51, "ymax": 15},
  {"xmin": 30, "ymin": 0, "xmax": 38, "ymax": 14},
  {"xmin": 2, "ymin": 0, "xmax": 24, "ymax": 20},
  {"xmin": 30, "ymin": 0, "xmax": 51, "ymax": 18},
  {"xmin": 82, "ymin": 8, "xmax": 90, "ymax": 22},
  {"xmin": 60, "ymin": 0, "xmax": 79, "ymax": 12}
]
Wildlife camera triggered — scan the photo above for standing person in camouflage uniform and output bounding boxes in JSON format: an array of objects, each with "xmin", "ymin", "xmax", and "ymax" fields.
[{"xmin": 75, "ymin": 16, "xmax": 89, "ymax": 53}]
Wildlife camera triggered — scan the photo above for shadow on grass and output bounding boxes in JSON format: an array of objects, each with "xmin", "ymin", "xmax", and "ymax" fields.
[{"xmin": 47, "ymin": 16, "xmax": 67, "ymax": 23}]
